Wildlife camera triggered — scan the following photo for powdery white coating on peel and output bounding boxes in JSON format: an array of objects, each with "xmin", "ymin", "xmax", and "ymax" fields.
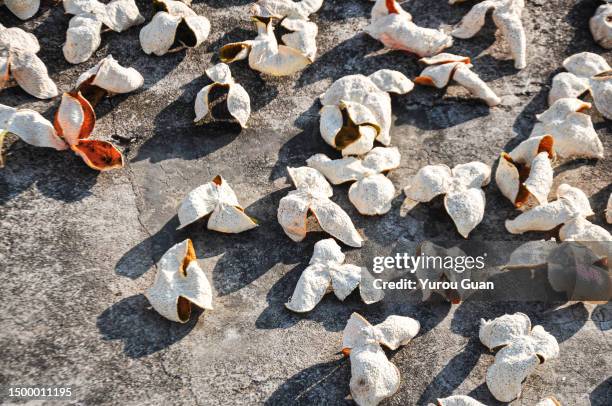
[
  {"xmin": 342, "ymin": 312, "xmax": 419, "ymax": 406},
  {"xmin": 307, "ymin": 147, "xmax": 400, "ymax": 215},
  {"xmin": 416, "ymin": 54, "xmax": 500, "ymax": 106},
  {"xmin": 0, "ymin": 104, "xmax": 67, "ymax": 150},
  {"xmin": 3, "ymin": 0, "xmax": 40, "ymax": 20},
  {"xmin": 590, "ymin": 4, "xmax": 612, "ymax": 49},
  {"xmin": 285, "ymin": 239, "xmax": 382, "ymax": 312},
  {"xmin": 451, "ymin": 0, "xmax": 527, "ymax": 69},
  {"xmin": 193, "ymin": 63, "xmax": 251, "ymax": 128},
  {"xmin": 535, "ymin": 397, "xmax": 561, "ymax": 406},
  {"xmin": 145, "ymin": 239, "xmax": 213, "ymax": 323},
  {"xmin": 0, "ymin": 26, "xmax": 57, "ymax": 99},
  {"xmin": 559, "ymin": 216, "xmax": 612, "ymax": 259},
  {"xmin": 479, "ymin": 313, "xmax": 559, "ymax": 402},
  {"xmin": 63, "ymin": 14, "xmax": 103, "ymax": 65},
  {"xmin": 75, "ymin": 54, "xmax": 144, "ymax": 95},
  {"xmin": 319, "ymin": 71, "xmax": 412, "ymax": 154},
  {"xmin": 548, "ymin": 52, "xmax": 612, "ymax": 119},
  {"xmin": 177, "ymin": 176, "xmax": 257, "ymax": 233},
  {"xmin": 505, "ymin": 184, "xmax": 594, "ymax": 234},
  {"xmin": 277, "ymin": 167, "xmax": 363, "ymax": 247},
  {"xmin": 252, "ymin": 0, "xmax": 323, "ymax": 19},
  {"xmin": 403, "ymin": 162, "xmax": 491, "ymax": 238}
]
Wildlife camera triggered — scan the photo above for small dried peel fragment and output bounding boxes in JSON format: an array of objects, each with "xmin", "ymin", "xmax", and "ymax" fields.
[
  {"xmin": 285, "ymin": 238, "xmax": 383, "ymax": 312},
  {"xmin": 548, "ymin": 52, "xmax": 612, "ymax": 119},
  {"xmin": 590, "ymin": 4, "xmax": 612, "ymax": 49},
  {"xmin": 145, "ymin": 239, "xmax": 213, "ymax": 323},
  {"xmin": 2, "ymin": 0, "xmax": 40, "ymax": 20},
  {"xmin": 194, "ymin": 63, "xmax": 251, "ymax": 128},
  {"xmin": 277, "ymin": 166, "xmax": 364, "ymax": 247},
  {"xmin": 0, "ymin": 104, "xmax": 67, "ymax": 151},
  {"xmin": 496, "ymin": 135, "xmax": 554, "ymax": 210},
  {"xmin": 342, "ymin": 312, "xmax": 420, "ymax": 406},
  {"xmin": 251, "ymin": 0, "xmax": 323, "ymax": 20},
  {"xmin": 415, "ymin": 53, "xmax": 501, "ymax": 106},
  {"xmin": 365, "ymin": 0, "xmax": 452, "ymax": 57},
  {"xmin": 54, "ymin": 92, "xmax": 124, "ymax": 171},
  {"xmin": 505, "ymin": 184, "xmax": 594, "ymax": 235},
  {"xmin": 509, "ymin": 98, "xmax": 604, "ymax": 163},
  {"xmin": 535, "ymin": 397, "xmax": 561, "ymax": 406},
  {"xmin": 479, "ymin": 313, "xmax": 559, "ymax": 402},
  {"xmin": 403, "ymin": 161, "xmax": 491, "ymax": 238},
  {"xmin": 307, "ymin": 147, "xmax": 400, "ymax": 215},
  {"xmin": 559, "ymin": 216, "xmax": 612, "ymax": 260},
  {"xmin": 319, "ymin": 70, "xmax": 413, "ymax": 155},
  {"xmin": 220, "ymin": 16, "xmax": 313, "ymax": 76},
  {"xmin": 451, "ymin": 0, "xmax": 527, "ymax": 69},
  {"xmin": 177, "ymin": 175, "xmax": 257, "ymax": 233},
  {"xmin": 607, "ymin": 194, "xmax": 612, "ymax": 224},
  {"xmin": 436, "ymin": 395, "xmax": 486, "ymax": 406},
  {"xmin": 0, "ymin": 25, "xmax": 58, "ymax": 99},
  {"xmin": 63, "ymin": 0, "xmax": 144, "ymax": 64}
]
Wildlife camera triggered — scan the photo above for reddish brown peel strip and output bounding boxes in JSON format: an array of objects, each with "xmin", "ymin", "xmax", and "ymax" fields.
[
  {"xmin": 386, "ymin": 0, "xmax": 399, "ymax": 14},
  {"xmin": 72, "ymin": 139, "xmax": 124, "ymax": 171},
  {"xmin": 177, "ymin": 296, "xmax": 192, "ymax": 323},
  {"xmin": 53, "ymin": 91, "xmax": 96, "ymax": 142},
  {"xmin": 181, "ymin": 239, "xmax": 197, "ymax": 276},
  {"xmin": 414, "ymin": 76, "xmax": 435, "ymax": 86},
  {"xmin": 537, "ymin": 135, "xmax": 554, "ymax": 159},
  {"xmin": 341, "ymin": 348, "xmax": 351, "ymax": 357}
]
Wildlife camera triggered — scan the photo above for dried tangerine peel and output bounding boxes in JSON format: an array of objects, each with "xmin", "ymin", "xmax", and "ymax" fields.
[
  {"xmin": 0, "ymin": 104, "xmax": 67, "ymax": 151},
  {"xmin": 220, "ymin": 17, "xmax": 312, "ymax": 76},
  {"xmin": 451, "ymin": 0, "xmax": 527, "ymax": 69},
  {"xmin": 277, "ymin": 166, "xmax": 364, "ymax": 247},
  {"xmin": 403, "ymin": 161, "xmax": 491, "ymax": 238},
  {"xmin": 0, "ymin": 25, "xmax": 57, "ymax": 99},
  {"xmin": 75, "ymin": 54, "xmax": 144, "ymax": 101},
  {"xmin": 178, "ymin": 175, "xmax": 257, "ymax": 233},
  {"xmin": 416, "ymin": 53, "xmax": 501, "ymax": 106},
  {"xmin": 54, "ymin": 92, "xmax": 124, "ymax": 171},
  {"xmin": 251, "ymin": 0, "xmax": 323, "ymax": 20},
  {"xmin": 194, "ymin": 63, "xmax": 251, "ymax": 128},
  {"xmin": 479, "ymin": 313, "xmax": 559, "ymax": 402},
  {"xmin": 342, "ymin": 312, "xmax": 419, "ymax": 406},
  {"xmin": 496, "ymin": 135, "xmax": 554, "ymax": 209},
  {"xmin": 549, "ymin": 52, "xmax": 612, "ymax": 119},
  {"xmin": 285, "ymin": 238, "xmax": 382, "ymax": 313},
  {"xmin": 319, "ymin": 70, "xmax": 413, "ymax": 155},
  {"xmin": 139, "ymin": 0, "xmax": 210, "ymax": 56},
  {"xmin": 145, "ymin": 239, "xmax": 213, "ymax": 323},
  {"xmin": 307, "ymin": 147, "xmax": 400, "ymax": 215},
  {"xmin": 365, "ymin": 0, "xmax": 453, "ymax": 57},
  {"xmin": 3, "ymin": 0, "xmax": 40, "ymax": 20},
  {"xmin": 436, "ymin": 395, "xmax": 487, "ymax": 406},
  {"xmin": 509, "ymin": 98, "xmax": 604, "ymax": 163},
  {"xmin": 590, "ymin": 4, "xmax": 612, "ymax": 49},
  {"xmin": 63, "ymin": 0, "xmax": 144, "ymax": 63},
  {"xmin": 607, "ymin": 194, "xmax": 612, "ymax": 224}
]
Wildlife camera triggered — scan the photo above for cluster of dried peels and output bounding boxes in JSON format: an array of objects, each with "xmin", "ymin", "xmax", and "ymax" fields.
[{"xmin": 0, "ymin": 0, "xmax": 610, "ymax": 405}]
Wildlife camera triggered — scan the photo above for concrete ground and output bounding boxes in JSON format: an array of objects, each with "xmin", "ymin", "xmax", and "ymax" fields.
[{"xmin": 0, "ymin": 0, "xmax": 610, "ymax": 405}]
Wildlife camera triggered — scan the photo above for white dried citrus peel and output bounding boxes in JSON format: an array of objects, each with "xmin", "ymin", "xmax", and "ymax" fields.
[
  {"xmin": 342, "ymin": 312, "xmax": 420, "ymax": 406},
  {"xmin": 307, "ymin": 147, "xmax": 400, "ymax": 215},
  {"xmin": 0, "ymin": 104, "xmax": 67, "ymax": 150},
  {"xmin": 139, "ymin": 0, "xmax": 210, "ymax": 56},
  {"xmin": 277, "ymin": 166, "xmax": 364, "ymax": 247},
  {"xmin": 535, "ymin": 397, "xmax": 561, "ymax": 406},
  {"xmin": 0, "ymin": 24, "xmax": 58, "ymax": 99},
  {"xmin": 220, "ymin": 16, "xmax": 313, "ymax": 76},
  {"xmin": 435, "ymin": 395, "xmax": 486, "ymax": 406},
  {"xmin": 403, "ymin": 161, "xmax": 491, "ymax": 238},
  {"xmin": 63, "ymin": 0, "xmax": 145, "ymax": 64},
  {"xmin": 145, "ymin": 239, "xmax": 213, "ymax": 323},
  {"xmin": 251, "ymin": 0, "xmax": 323, "ymax": 20},
  {"xmin": 590, "ymin": 4, "xmax": 612, "ymax": 49},
  {"xmin": 607, "ymin": 194, "xmax": 612, "ymax": 224},
  {"xmin": 479, "ymin": 313, "xmax": 559, "ymax": 402},
  {"xmin": 558, "ymin": 216, "xmax": 612, "ymax": 260},
  {"xmin": 451, "ymin": 0, "xmax": 527, "ymax": 69},
  {"xmin": 194, "ymin": 63, "xmax": 251, "ymax": 128},
  {"xmin": 285, "ymin": 238, "xmax": 383, "ymax": 312},
  {"xmin": 508, "ymin": 98, "xmax": 604, "ymax": 163},
  {"xmin": 496, "ymin": 135, "xmax": 554, "ymax": 210},
  {"xmin": 75, "ymin": 54, "xmax": 144, "ymax": 96},
  {"xmin": 178, "ymin": 175, "xmax": 257, "ymax": 233},
  {"xmin": 365, "ymin": 0, "xmax": 453, "ymax": 57},
  {"xmin": 505, "ymin": 184, "xmax": 594, "ymax": 234},
  {"xmin": 54, "ymin": 92, "xmax": 124, "ymax": 171},
  {"xmin": 415, "ymin": 53, "xmax": 501, "ymax": 106},
  {"xmin": 319, "ymin": 70, "xmax": 413, "ymax": 155},
  {"xmin": 2, "ymin": 0, "xmax": 40, "ymax": 20},
  {"xmin": 549, "ymin": 52, "xmax": 612, "ymax": 119}
]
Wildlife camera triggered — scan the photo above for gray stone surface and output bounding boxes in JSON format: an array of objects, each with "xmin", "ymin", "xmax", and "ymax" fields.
[{"xmin": 0, "ymin": 0, "xmax": 610, "ymax": 405}]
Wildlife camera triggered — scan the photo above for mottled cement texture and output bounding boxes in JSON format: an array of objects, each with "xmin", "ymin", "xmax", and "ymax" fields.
[{"xmin": 0, "ymin": 0, "xmax": 610, "ymax": 405}]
